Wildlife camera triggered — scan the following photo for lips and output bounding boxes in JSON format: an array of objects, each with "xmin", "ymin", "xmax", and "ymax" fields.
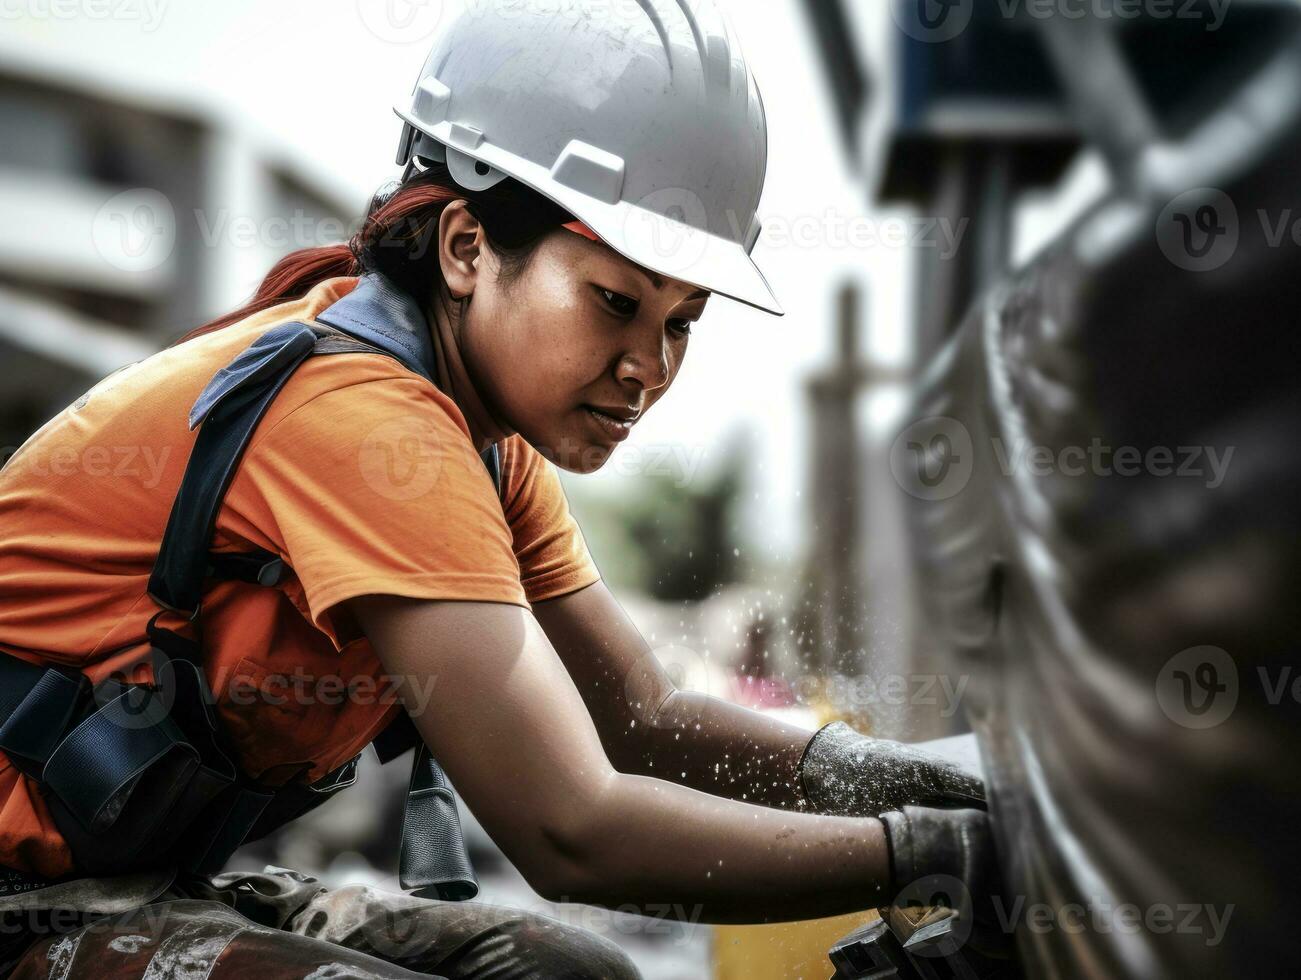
[{"xmin": 583, "ymin": 405, "xmax": 638, "ymax": 442}]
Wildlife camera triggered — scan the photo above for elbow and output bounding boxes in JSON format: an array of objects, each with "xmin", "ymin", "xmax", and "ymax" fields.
[
  {"xmin": 515, "ymin": 781, "xmax": 620, "ymax": 905},
  {"xmin": 525, "ymin": 854, "xmax": 606, "ymax": 906}
]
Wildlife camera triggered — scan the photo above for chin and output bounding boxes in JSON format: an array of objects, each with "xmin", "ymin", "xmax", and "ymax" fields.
[
  {"xmin": 559, "ymin": 440, "xmax": 615, "ymax": 475},
  {"xmin": 524, "ymin": 429, "xmax": 615, "ymax": 474}
]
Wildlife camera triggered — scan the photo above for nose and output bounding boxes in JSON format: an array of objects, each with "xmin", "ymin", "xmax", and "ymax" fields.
[{"xmin": 617, "ymin": 323, "xmax": 671, "ymax": 393}]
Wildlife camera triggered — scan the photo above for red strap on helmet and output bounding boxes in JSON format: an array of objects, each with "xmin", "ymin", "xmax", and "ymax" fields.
[{"xmin": 561, "ymin": 220, "xmax": 600, "ymax": 242}]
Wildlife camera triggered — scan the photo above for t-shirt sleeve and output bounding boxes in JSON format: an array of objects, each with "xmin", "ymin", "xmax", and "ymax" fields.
[
  {"xmin": 499, "ymin": 436, "xmax": 602, "ymax": 604},
  {"xmin": 225, "ymin": 371, "xmax": 529, "ymax": 646}
]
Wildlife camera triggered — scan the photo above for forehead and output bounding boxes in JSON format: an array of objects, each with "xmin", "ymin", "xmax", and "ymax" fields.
[{"xmin": 558, "ymin": 232, "xmax": 710, "ymax": 302}]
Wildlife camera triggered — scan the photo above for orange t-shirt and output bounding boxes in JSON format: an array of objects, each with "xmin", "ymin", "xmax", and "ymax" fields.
[{"xmin": 0, "ymin": 276, "xmax": 601, "ymax": 878}]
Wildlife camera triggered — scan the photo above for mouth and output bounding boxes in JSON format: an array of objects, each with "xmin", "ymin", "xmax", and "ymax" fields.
[{"xmin": 582, "ymin": 404, "xmax": 639, "ymax": 443}]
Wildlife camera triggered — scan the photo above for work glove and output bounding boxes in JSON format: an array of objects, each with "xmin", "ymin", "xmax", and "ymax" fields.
[
  {"xmin": 797, "ymin": 721, "xmax": 987, "ymax": 816},
  {"xmin": 879, "ymin": 806, "xmax": 1012, "ymax": 961}
]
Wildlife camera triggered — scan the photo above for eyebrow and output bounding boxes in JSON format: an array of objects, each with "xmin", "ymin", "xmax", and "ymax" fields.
[{"xmin": 631, "ymin": 264, "xmax": 710, "ymax": 302}]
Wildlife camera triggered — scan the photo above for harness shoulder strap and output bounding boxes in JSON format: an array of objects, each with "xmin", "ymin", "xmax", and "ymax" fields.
[{"xmin": 145, "ymin": 274, "xmax": 490, "ymax": 899}]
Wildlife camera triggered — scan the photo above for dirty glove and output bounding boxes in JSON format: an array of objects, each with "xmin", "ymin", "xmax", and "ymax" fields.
[
  {"xmin": 797, "ymin": 721, "xmax": 986, "ymax": 816},
  {"xmin": 880, "ymin": 805, "xmax": 1012, "ymax": 960}
]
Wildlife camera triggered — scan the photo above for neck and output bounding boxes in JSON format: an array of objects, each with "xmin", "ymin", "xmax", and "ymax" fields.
[{"xmin": 428, "ymin": 298, "xmax": 514, "ymax": 454}]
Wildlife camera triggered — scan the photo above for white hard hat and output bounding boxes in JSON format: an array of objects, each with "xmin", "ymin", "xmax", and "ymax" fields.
[{"xmin": 394, "ymin": 0, "xmax": 783, "ymax": 316}]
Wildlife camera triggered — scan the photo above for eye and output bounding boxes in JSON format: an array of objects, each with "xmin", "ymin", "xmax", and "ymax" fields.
[
  {"xmin": 597, "ymin": 288, "xmax": 638, "ymax": 318},
  {"xmin": 668, "ymin": 318, "xmax": 694, "ymax": 339}
]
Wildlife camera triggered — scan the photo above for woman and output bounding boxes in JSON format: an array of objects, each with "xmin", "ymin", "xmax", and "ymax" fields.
[{"xmin": 0, "ymin": 1, "xmax": 993, "ymax": 976}]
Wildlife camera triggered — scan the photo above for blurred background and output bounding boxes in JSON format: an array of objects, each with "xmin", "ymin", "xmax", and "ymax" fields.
[{"xmin": 2, "ymin": 1, "xmax": 1297, "ymax": 977}]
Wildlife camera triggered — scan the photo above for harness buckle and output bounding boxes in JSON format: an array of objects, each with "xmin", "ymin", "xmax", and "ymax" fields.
[{"xmin": 146, "ymin": 589, "xmax": 202, "ymax": 623}]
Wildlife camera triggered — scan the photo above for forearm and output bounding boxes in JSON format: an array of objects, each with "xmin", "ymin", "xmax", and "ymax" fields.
[
  {"xmin": 606, "ymin": 689, "xmax": 814, "ymax": 810},
  {"xmin": 549, "ymin": 770, "xmax": 889, "ymax": 924}
]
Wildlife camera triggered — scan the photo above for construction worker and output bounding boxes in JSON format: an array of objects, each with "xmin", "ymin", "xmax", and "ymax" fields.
[{"xmin": 0, "ymin": 1, "xmax": 995, "ymax": 976}]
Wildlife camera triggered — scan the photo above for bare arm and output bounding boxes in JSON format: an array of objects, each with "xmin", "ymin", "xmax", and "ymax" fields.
[
  {"xmin": 344, "ymin": 594, "xmax": 889, "ymax": 923},
  {"xmin": 533, "ymin": 580, "xmax": 815, "ymax": 809}
]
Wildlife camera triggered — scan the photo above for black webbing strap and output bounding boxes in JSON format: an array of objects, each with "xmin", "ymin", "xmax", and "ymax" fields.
[
  {"xmin": 206, "ymin": 550, "xmax": 286, "ymax": 588},
  {"xmin": 41, "ymin": 684, "xmax": 195, "ymax": 834},
  {"xmin": 149, "ymin": 321, "xmax": 319, "ymax": 617},
  {"xmin": 146, "ymin": 286, "xmax": 493, "ymax": 898},
  {"xmin": 0, "ymin": 657, "xmax": 89, "ymax": 779}
]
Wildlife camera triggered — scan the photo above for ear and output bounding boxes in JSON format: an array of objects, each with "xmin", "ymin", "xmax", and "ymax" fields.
[{"xmin": 438, "ymin": 200, "xmax": 484, "ymax": 301}]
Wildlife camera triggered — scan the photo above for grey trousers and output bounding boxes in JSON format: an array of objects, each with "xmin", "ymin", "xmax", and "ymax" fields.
[{"xmin": 0, "ymin": 867, "xmax": 641, "ymax": 979}]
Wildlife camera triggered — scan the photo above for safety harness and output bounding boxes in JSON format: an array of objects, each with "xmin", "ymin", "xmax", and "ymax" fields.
[{"xmin": 0, "ymin": 272, "xmax": 483, "ymax": 901}]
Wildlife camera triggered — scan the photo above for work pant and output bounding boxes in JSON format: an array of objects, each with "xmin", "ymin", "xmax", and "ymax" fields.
[{"xmin": 1, "ymin": 866, "xmax": 641, "ymax": 979}]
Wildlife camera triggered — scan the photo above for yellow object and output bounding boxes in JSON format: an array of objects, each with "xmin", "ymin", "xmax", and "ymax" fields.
[
  {"xmin": 713, "ymin": 911, "xmax": 878, "ymax": 980},
  {"xmin": 711, "ymin": 703, "xmax": 878, "ymax": 978}
]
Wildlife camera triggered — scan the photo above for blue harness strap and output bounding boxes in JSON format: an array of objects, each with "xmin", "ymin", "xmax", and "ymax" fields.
[{"xmin": 0, "ymin": 273, "xmax": 490, "ymax": 898}]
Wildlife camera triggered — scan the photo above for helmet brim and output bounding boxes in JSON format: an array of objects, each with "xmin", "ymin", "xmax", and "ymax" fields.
[{"xmin": 396, "ymin": 112, "xmax": 785, "ymax": 317}]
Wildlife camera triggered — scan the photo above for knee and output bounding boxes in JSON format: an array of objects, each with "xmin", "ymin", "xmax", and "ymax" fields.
[{"xmin": 509, "ymin": 911, "xmax": 641, "ymax": 980}]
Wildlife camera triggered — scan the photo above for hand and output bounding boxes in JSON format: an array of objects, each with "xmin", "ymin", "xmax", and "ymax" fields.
[
  {"xmin": 880, "ymin": 806, "xmax": 1012, "ymax": 960},
  {"xmin": 797, "ymin": 721, "xmax": 987, "ymax": 816}
]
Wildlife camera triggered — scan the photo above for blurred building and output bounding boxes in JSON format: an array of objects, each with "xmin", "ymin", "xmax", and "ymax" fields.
[{"xmin": 0, "ymin": 62, "xmax": 350, "ymax": 453}]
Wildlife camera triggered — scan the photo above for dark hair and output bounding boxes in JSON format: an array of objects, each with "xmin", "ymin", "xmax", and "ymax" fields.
[{"xmin": 169, "ymin": 161, "xmax": 575, "ymax": 347}]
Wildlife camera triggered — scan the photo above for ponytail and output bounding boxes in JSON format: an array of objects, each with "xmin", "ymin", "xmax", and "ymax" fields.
[{"xmin": 168, "ymin": 162, "xmax": 574, "ymax": 349}]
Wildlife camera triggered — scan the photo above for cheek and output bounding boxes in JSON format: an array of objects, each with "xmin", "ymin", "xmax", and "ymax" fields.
[{"xmin": 470, "ymin": 298, "xmax": 600, "ymax": 420}]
